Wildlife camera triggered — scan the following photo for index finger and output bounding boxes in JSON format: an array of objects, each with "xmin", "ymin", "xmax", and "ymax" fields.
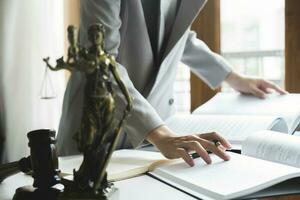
[{"xmin": 264, "ymin": 81, "xmax": 288, "ymax": 95}]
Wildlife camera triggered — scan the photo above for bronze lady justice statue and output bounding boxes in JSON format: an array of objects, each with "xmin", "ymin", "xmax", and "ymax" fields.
[{"xmin": 44, "ymin": 24, "xmax": 132, "ymax": 199}]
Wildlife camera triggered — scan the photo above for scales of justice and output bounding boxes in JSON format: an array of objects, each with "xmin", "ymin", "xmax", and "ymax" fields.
[{"xmin": 0, "ymin": 23, "xmax": 133, "ymax": 200}]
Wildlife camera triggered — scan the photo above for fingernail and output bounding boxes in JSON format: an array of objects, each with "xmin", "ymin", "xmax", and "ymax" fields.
[
  {"xmin": 206, "ymin": 157, "xmax": 212, "ymax": 164},
  {"xmin": 189, "ymin": 160, "xmax": 195, "ymax": 167},
  {"xmin": 225, "ymin": 154, "xmax": 231, "ymax": 161}
]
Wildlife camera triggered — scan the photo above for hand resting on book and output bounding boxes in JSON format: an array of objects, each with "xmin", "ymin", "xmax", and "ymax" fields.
[{"xmin": 147, "ymin": 125, "xmax": 232, "ymax": 167}]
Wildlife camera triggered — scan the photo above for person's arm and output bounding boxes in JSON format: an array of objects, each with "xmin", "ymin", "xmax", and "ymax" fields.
[
  {"xmin": 181, "ymin": 29, "xmax": 287, "ymax": 97},
  {"xmin": 181, "ymin": 30, "xmax": 232, "ymax": 89}
]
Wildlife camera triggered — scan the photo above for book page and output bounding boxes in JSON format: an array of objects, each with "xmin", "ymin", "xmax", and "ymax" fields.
[
  {"xmin": 242, "ymin": 130, "xmax": 300, "ymax": 168},
  {"xmin": 107, "ymin": 150, "xmax": 168, "ymax": 181},
  {"xmin": 152, "ymin": 152, "xmax": 300, "ymax": 200},
  {"xmin": 165, "ymin": 115, "xmax": 287, "ymax": 145},
  {"xmin": 59, "ymin": 150, "xmax": 167, "ymax": 182},
  {"xmin": 193, "ymin": 93, "xmax": 300, "ymax": 133}
]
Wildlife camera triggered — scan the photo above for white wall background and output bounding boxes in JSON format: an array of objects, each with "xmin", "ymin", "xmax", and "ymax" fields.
[{"xmin": 0, "ymin": 0, "xmax": 65, "ymax": 163}]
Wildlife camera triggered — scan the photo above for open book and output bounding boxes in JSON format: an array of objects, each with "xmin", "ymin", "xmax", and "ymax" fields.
[
  {"xmin": 59, "ymin": 131, "xmax": 300, "ymax": 199},
  {"xmin": 150, "ymin": 131, "xmax": 300, "ymax": 200},
  {"xmin": 166, "ymin": 93, "xmax": 300, "ymax": 148}
]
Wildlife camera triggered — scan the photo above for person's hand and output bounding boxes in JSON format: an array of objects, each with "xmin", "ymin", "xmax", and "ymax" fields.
[
  {"xmin": 225, "ymin": 71, "xmax": 288, "ymax": 99},
  {"xmin": 147, "ymin": 126, "xmax": 231, "ymax": 167}
]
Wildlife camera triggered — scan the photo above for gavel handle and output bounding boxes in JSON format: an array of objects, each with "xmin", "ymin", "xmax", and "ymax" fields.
[{"xmin": 0, "ymin": 156, "xmax": 31, "ymax": 183}]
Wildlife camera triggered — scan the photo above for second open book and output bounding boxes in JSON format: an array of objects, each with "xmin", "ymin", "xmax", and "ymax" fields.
[
  {"xmin": 60, "ymin": 131, "xmax": 300, "ymax": 200},
  {"xmin": 166, "ymin": 93, "xmax": 300, "ymax": 149}
]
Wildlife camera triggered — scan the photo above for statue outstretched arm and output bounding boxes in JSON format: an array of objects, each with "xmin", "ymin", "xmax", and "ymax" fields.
[
  {"xmin": 43, "ymin": 57, "xmax": 73, "ymax": 72},
  {"xmin": 109, "ymin": 57, "xmax": 133, "ymax": 115}
]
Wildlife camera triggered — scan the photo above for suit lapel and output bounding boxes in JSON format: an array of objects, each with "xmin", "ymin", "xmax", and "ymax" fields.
[
  {"xmin": 161, "ymin": 0, "xmax": 207, "ymax": 61},
  {"xmin": 148, "ymin": 0, "xmax": 207, "ymax": 97}
]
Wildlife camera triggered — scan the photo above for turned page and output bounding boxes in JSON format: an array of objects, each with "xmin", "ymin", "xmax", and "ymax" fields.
[
  {"xmin": 106, "ymin": 150, "xmax": 167, "ymax": 181},
  {"xmin": 193, "ymin": 93, "xmax": 300, "ymax": 134},
  {"xmin": 165, "ymin": 115, "xmax": 288, "ymax": 145},
  {"xmin": 59, "ymin": 150, "xmax": 168, "ymax": 181},
  {"xmin": 242, "ymin": 130, "xmax": 300, "ymax": 168}
]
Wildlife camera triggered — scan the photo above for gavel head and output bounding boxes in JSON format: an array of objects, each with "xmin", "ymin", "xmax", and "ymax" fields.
[{"xmin": 27, "ymin": 129, "xmax": 60, "ymax": 189}]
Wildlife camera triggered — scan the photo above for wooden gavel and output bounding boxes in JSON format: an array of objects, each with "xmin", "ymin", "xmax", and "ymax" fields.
[{"xmin": 0, "ymin": 129, "xmax": 60, "ymax": 189}]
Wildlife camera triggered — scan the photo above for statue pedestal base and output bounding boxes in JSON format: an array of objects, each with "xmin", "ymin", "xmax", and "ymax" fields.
[
  {"xmin": 13, "ymin": 185, "xmax": 119, "ymax": 200},
  {"xmin": 58, "ymin": 186, "xmax": 119, "ymax": 200},
  {"xmin": 13, "ymin": 185, "xmax": 61, "ymax": 200}
]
